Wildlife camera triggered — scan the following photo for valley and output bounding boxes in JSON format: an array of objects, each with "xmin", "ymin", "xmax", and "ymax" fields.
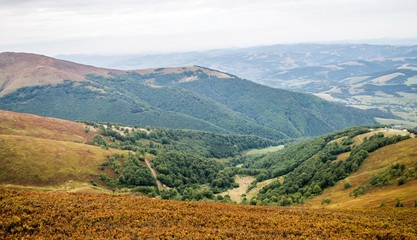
[
  {"xmin": 1, "ymin": 48, "xmax": 417, "ymax": 239},
  {"xmin": 2, "ymin": 0, "xmax": 417, "ymax": 237},
  {"xmin": 1, "ymin": 110, "xmax": 416, "ymax": 209}
]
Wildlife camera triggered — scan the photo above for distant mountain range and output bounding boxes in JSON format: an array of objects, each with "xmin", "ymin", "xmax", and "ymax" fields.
[
  {"xmin": 56, "ymin": 43, "xmax": 417, "ymax": 127},
  {"xmin": 0, "ymin": 52, "xmax": 385, "ymax": 140}
]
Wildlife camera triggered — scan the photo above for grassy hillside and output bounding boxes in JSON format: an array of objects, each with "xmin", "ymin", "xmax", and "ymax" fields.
[
  {"xmin": 0, "ymin": 110, "xmax": 125, "ymax": 189},
  {"xmin": 0, "ymin": 52, "xmax": 381, "ymax": 140},
  {"xmin": 0, "ymin": 52, "xmax": 122, "ymax": 97},
  {"xmin": 307, "ymin": 137, "xmax": 417, "ymax": 208},
  {"xmin": 0, "ymin": 134, "xmax": 122, "ymax": 186},
  {"xmin": 238, "ymin": 126, "xmax": 415, "ymax": 206},
  {"xmin": 2, "ymin": 188, "xmax": 417, "ymax": 239},
  {"xmin": 0, "ymin": 109, "xmax": 98, "ymax": 142}
]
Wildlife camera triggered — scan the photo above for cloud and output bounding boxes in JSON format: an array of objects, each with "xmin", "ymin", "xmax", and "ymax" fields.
[{"xmin": 1, "ymin": 0, "xmax": 416, "ymax": 55}]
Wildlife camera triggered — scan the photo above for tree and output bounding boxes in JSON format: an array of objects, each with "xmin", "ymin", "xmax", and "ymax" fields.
[
  {"xmin": 161, "ymin": 189, "xmax": 179, "ymax": 199},
  {"xmin": 312, "ymin": 184, "xmax": 322, "ymax": 194},
  {"xmin": 91, "ymin": 135, "xmax": 107, "ymax": 147}
]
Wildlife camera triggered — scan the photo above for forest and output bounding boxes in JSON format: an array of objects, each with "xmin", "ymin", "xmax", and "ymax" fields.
[
  {"xmin": 250, "ymin": 129, "xmax": 412, "ymax": 206},
  {"xmin": 0, "ymin": 67, "xmax": 386, "ymax": 141},
  {"xmin": 82, "ymin": 121, "xmax": 282, "ymax": 201},
  {"xmin": 80, "ymin": 121, "xmax": 414, "ymax": 206}
]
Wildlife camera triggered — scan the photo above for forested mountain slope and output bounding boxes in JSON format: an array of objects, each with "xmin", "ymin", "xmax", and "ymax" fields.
[
  {"xmin": 238, "ymin": 126, "xmax": 416, "ymax": 207},
  {"xmin": 57, "ymin": 44, "xmax": 417, "ymax": 127},
  {"xmin": 0, "ymin": 52, "xmax": 384, "ymax": 140}
]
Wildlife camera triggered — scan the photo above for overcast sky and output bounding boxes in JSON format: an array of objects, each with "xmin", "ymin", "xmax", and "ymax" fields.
[{"xmin": 1, "ymin": 0, "xmax": 416, "ymax": 56}]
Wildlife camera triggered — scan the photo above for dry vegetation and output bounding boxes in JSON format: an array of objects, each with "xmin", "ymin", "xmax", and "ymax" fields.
[
  {"xmin": 0, "ymin": 110, "xmax": 125, "ymax": 189},
  {"xmin": 0, "ymin": 110, "xmax": 98, "ymax": 143},
  {"xmin": 219, "ymin": 175, "xmax": 255, "ymax": 203},
  {"xmin": 1, "ymin": 188, "xmax": 416, "ymax": 239},
  {"xmin": 243, "ymin": 145, "xmax": 284, "ymax": 156},
  {"xmin": 0, "ymin": 134, "xmax": 123, "ymax": 187},
  {"xmin": 246, "ymin": 178, "xmax": 281, "ymax": 201},
  {"xmin": 0, "ymin": 52, "xmax": 122, "ymax": 96}
]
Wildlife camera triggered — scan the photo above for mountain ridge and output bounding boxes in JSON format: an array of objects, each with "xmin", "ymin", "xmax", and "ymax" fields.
[
  {"xmin": 53, "ymin": 44, "xmax": 417, "ymax": 127},
  {"xmin": 0, "ymin": 52, "xmax": 382, "ymax": 139}
]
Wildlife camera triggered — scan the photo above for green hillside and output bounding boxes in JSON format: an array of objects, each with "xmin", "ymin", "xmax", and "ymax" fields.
[
  {"xmin": 0, "ymin": 53, "xmax": 382, "ymax": 140},
  {"xmin": 236, "ymin": 127, "xmax": 415, "ymax": 206},
  {"xmin": 307, "ymin": 137, "xmax": 417, "ymax": 208}
]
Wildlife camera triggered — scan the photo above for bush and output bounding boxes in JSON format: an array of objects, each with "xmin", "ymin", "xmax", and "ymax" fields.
[
  {"xmin": 351, "ymin": 186, "xmax": 366, "ymax": 198},
  {"xmin": 90, "ymin": 180, "xmax": 98, "ymax": 186},
  {"xmin": 396, "ymin": 198, "xmax": 404, "ymax": 207},
  {"xmin": 321, "ymin": 198, "xmax": 332, "ymax": 205},
  {"xmin": 343, "ymin": 182, "xmax": 352, "ymax": 189},
  {"xmin": 397, "ymin": 176, "xmax": 407, "ymax": 186}
]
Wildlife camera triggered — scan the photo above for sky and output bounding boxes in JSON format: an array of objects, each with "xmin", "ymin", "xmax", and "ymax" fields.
[{"xmin": 1, "ymin": 0, "xmax": 417, "ymax": 56}]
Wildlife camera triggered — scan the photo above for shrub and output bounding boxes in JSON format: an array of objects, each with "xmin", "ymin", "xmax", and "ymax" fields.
[
  {"xmin": 397, "ymin": 176, "xmax": 407, "ymax": 186},
  {"xmin": 395, "ymin": 199, "xmax": 404, "ymax": 207},
  {"xmin": 351, "ymin": 186, "xmax": 366, "ymax": 197},
  {"xmin": 90, "ymin": 180, "xmax": 98, "ymax": 186},
  {"xmin": 321, "ymin": 198, "xmax": 332, "ymax": 205},
  {"xmin": 344, "ymin": 182, "xmax": 352, "ymax": 189}
]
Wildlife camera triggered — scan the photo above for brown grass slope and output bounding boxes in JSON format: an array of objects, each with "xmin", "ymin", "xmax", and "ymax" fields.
[
  {"xmin": 0, "ymin": 52, "xmax": 232, "ymax": 97},
  {"xmin": 307, "ymin": 137, "xmax": 417, "ymax": 208},
  {"xmin": 0, "ymin": 109, "xmax": 98, "ymax": 142},
  {"xmin": 0, "ymin": 52, "xmax": 124, "ymax": 97},
  {"xmin": 0, "ymin": 110, "xmax": 123, "ymax": 189}
]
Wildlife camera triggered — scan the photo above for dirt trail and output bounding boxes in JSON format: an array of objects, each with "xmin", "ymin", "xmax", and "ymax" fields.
[{"xmin": 144, "ymin": 156, "xmax": 164, "ymax": 190}]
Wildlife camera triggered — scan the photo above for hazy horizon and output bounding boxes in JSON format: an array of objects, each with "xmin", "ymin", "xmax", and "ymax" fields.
[{"xmin": 1, "ymin": 0, "xmax": 417, "ymax": 56}]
